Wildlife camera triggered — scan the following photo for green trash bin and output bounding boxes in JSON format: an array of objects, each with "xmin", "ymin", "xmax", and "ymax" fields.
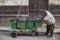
[
  {"xmin": 9, "ymin": 19, "xmax": 17, "ymax": 29},
  {"xmin": 28, "ymin": 20, "xmax": 35, "ymax": 30},
  {"xmin": 35, "ymin": 19, "xmax": 42, "ymax": 27},
  {"xmin": 19, "ymin": 21, "xmax": 27, "ymax": 31}
]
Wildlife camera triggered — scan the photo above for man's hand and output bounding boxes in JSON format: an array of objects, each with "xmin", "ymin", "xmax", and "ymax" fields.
[{"xmin": 41, "ymin": 18, "xmax": 45, "ymax": 21}]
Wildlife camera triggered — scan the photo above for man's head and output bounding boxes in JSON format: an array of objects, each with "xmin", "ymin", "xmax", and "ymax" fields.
[
  {"xmin": 41, "ymin": 10, "xmax": 47, "ymax": 15},
  {"xmin": 40, "ymin": 9, "xmax": 47, "ymax": 19}
]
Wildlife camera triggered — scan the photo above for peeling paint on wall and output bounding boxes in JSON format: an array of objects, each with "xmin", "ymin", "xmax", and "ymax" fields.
[
  {"xmin": 0, "ymin": 0, "xmax": 29, "ymax": 6},
  {"xmin": 49, "ymin": 0, "xmax": 60, "ymax": 5}
]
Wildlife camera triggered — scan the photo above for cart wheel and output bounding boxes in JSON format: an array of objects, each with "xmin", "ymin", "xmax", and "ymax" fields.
[
  {"xmin": 35, "ymin": 32, "xmax": 38, "ymax": 36},
  {"xmin": 33, "ymin": 27, "xmax": 38, "ymax": 36},
  {"xmin": 11, "ymin": 31, "xmax": 17, "ymax": 38},
  {"xmin": 32, "ymin": 30, "xmax": 37, "ymax": 36}
]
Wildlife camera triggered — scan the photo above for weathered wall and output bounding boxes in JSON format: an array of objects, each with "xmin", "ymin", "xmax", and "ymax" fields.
[
  {"xmin": 0, "ymin": 6, "xmax": 28, "ymax": 27},
  {"xmin": 0, "ymin": 0, "xmax": 60, "ymax": 27},
  {"xmin": 29, "ymin": 0, "xmax": 48, "ymax": 18},
  {"xmin": 0, "ymin": 0, "xmax": 48, "ymax": 27},
  {"xmin": 49, "ymin": 0, "xmax": 60, "ymax": 5},
  {"xmin": 0, "ymin": 0, "xmax": 29, "ymax": 6}
]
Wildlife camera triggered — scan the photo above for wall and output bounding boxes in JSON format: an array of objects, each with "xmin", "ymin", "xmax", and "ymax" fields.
[
  {"xmin": 0, "ymin": 0, "xmax": 29, "ymax": 6},
  {"xmin": 49, "ymin": 0, "xmax": 60, "ymax": 5}
]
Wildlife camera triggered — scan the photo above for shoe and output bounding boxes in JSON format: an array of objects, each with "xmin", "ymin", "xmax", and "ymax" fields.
[
  {"xmin": 50, "ymin": 35, "xmax": 53, "ymax": 37},
  {"xmin": 47, "ymin": 35, "xmax": 53, "ymax": 38},
  {"xmin": 45, "ymin": 33, "xmax": 48, "ymax": 35}
]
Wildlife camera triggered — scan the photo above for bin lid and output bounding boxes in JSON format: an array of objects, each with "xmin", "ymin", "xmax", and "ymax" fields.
[
  {"xmin": 18, "ymin": 17, "xmax": 27, "ymax": 21},
  {"xmin": 36, "ymin": 18, "xmax": 41, "ymax": 20},
  {"xmin": 29, "ymin": 18, "xmax": 36, "ymax": 21},
  {"xmin": 29, "ymin": 18, "xmax": 42, "ymax": 21}
]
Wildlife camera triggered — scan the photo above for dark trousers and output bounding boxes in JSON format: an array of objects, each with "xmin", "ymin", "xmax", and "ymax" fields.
[{"xmin": 45, "ymin": 24, "xmax": 54, "ymax": 36}]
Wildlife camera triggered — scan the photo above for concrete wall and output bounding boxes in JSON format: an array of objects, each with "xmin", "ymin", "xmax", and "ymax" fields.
[
  {"xmin": 1, "ymin": 0, "xmax": 60, "ymax": 5},
  {"xmin": 0, "ymin": 0, "xmax": 60, "ymax": 28},
  {"xmin": 0, "ymin": 0, "xmax": 48, "ymax": 27},
  {"xmin": 0, "ymin": 0, "xmax": 29, "ymax": 6},
  {"xmin": 49, "ymin": 0, "xmax": 60, "ymax": 5}
]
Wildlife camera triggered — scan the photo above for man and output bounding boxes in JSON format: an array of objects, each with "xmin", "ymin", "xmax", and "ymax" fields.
[{"xmin": 41, "ymin": 10, "xmax": 55, "ymax": 37}]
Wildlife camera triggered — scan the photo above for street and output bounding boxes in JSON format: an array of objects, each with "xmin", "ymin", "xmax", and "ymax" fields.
[{"xmin": 0, "ymin": 32, "xmax": 60, "ymax": 40}]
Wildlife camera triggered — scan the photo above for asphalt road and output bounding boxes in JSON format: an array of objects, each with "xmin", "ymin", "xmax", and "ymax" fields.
[{"xmin": 0, "ymin": 32, "xmax": 60, "ymax": 40}]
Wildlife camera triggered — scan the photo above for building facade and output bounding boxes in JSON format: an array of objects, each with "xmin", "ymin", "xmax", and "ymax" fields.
[{"xmin": 0, "ymin": 0, "xmax": 60, "ymax": 27}]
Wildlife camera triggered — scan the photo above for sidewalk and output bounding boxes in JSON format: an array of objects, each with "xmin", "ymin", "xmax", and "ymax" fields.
[{"xmin": 0, "ymin": 27, "xmax": 60, "ymax": 34}]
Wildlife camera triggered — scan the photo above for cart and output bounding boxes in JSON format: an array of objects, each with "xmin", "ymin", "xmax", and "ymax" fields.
[{"xmin": 9, "ymin": 18, "xmax": 42, "ymax": 38}]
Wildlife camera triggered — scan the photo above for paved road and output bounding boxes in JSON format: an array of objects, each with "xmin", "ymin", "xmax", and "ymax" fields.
[{"xmin": 0, "ymin": 32, "xmax": 60, "ymax": 40}]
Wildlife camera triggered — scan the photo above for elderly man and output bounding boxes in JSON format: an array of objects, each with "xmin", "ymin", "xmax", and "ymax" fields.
[{"xmin": 41, "ymin": 10, "xmax": 55, "ymax": 37}]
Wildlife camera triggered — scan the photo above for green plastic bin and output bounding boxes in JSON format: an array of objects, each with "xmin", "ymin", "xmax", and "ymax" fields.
[
  {"xmin": 28, "ymin": 21, "xmax": 35, "ymax": 30},
  {"xmin": 9, "ymin": 19, "xmax": 17, "ymax": 29},
  {"xmin": 35, "ymin": 20, "xmax": 42, "ymax": 27},
  {"xmin": 19, "ymin": 21, "xmax": 27, "ymax": 31}
]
